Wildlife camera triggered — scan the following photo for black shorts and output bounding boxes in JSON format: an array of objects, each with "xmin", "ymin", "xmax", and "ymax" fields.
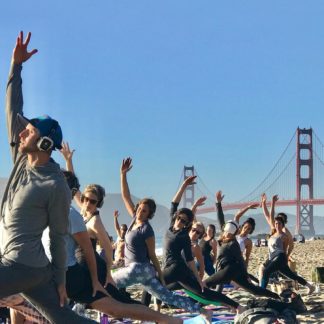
[{"xmin": 66, "ymin": 264, "xmax": 107, "ymax": 305}]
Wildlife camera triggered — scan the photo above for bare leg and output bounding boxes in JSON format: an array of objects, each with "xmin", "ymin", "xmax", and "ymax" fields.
[{"xmin": 90, "ymin": 296, "xmax": 182, "ymax": 324}]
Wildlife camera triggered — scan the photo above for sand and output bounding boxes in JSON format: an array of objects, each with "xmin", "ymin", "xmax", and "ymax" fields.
[{"xmin": 88, "ymin": 240, "xmax": 324, "ymax": 323}]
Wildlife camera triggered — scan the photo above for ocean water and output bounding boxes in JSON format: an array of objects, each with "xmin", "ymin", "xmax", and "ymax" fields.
[{"xmin": 155, "ymin": 235, "xmax": 163, "ymax": 256}]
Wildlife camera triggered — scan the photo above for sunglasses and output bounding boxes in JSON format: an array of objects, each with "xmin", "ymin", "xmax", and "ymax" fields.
[
  {"xmin": 191, "ymin": 228, "xmax": 203, "ymax": 236},
  {"xmin": 176, "ymin": 216, "xmax": 189, "ymax": 226},
  {"xmin": 81, "ymin": 196, "xmax": 98, "ymax": 205}
]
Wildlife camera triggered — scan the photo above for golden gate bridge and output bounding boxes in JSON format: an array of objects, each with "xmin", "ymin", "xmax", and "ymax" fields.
[{"xmin": 181, "ymin": 128, "xmax": 324, "ymax": 236}]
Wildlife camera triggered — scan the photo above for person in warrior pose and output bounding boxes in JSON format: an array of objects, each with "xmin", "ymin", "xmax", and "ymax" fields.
[
  {"xmin": 112, "ymin": 158, "xmax": 213, "ymax": 321},
  {"xmin": 203, "ymin": 191, "xmax": 280, "ymax": 300},
  {"xmin": 142, "ymin": 176, "xmax": 245, "ymax": 314},
  {"xmin": 0, "ymin": 31, "xmax": 95, "ymax": 323},
  {"xmin": 259, "ymin": 194, "xmax": 314, "ymax": 294}
]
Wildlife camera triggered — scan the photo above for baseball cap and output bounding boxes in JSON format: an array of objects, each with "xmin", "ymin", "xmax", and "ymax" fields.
[
  {"xmin": 224, "ymin": 220, "xmax": 239, "ymax": 235},
  {"xmin": 17, "ymin": 113, "xmax": 63, "ymax": 150}
]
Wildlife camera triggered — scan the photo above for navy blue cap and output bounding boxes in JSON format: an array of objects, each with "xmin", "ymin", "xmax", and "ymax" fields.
[{"xmin": 17, "ymin": 113, "xmax": 63, "ymax": 150}]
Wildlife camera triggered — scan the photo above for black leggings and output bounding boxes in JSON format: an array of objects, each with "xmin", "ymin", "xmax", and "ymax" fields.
[
  {"xmin": 142, "ymin": 262, "xmax": 239, "ymax": 308},
  {"xmin": 204, "ymin": 263, "xmax": 279, "ymax": 300},
  {"xmin": 78, "ymin": 252, "xmax": 141, "ymax": 305},
  {"xmin": 261, "ymin": 253, "xmax": 307, "ymax": 288}
]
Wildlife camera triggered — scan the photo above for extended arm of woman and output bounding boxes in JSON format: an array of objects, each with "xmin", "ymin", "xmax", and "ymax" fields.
[
  {"xmin": 92, "ymin": 216, "xmax": 115, "ymax": 287},
  {"xmin": 114, "ymin": 210, "xmax": 122, "ymax": 238},
  {"xmin": 73, "ymin": 231, "xmax": 108, "ymax": 296},
  {"xmin": 145, "ymin": 236, "xmax": 165, "ymax": 285},
  {"xmin": 244, "ymin": 238, "xmax": 252, "ymax": 268},
  {"xmin": 193, "ymin": 245, "xmax": 205, "ymax": 279},
  {"xmin": 120, "ymin": 158, "xmax": 136, "ymax": 217},
  {"xmin": 191, "ymin": 196, "xmax": 207, "ymax": 219},
  {"xmin": 173, "ymin": 176, "xmax": 197, "ymax": 204},
  {"xmin": 234, "ymin": 203, "xmax": 259, "ymax": 224},
  {"xmin": 60, "ymin": 142, "xmax": 83, "ymax": 208},
  {"xmin": 261, "ymin": 193, "xmax": 274, "ymax": 230},
  {"xmin": 269, "ymin": 195, "xmax": 279, "ymax": 229},
  {"xmin": 215, "ymin": 190, "xmax": 225, "ymax": 229}
]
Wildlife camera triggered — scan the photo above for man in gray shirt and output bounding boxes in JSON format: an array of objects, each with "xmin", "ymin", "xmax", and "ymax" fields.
[{"xmin": 0, "ymin": 31, "xmax": 95, "ymax": 323}]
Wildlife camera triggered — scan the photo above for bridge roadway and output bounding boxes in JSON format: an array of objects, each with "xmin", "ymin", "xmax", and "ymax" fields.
[{"xmin": 196, "ymin": 199, "xmax": 324, "ymax": 214}]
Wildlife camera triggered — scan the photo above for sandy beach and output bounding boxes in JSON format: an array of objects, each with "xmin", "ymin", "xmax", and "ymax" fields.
[{"xmin": 125, "ymin": 240, "xmax": 324, "ymax": 323}]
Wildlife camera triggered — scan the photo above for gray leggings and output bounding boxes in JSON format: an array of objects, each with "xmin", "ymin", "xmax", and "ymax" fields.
[
  {"xmin": 0, "ymin": 259, "xmax": 95, "ymax": 324},
  {"xmin": 112, "ymin": 262, "xmax": 200, "ymax": 313}
]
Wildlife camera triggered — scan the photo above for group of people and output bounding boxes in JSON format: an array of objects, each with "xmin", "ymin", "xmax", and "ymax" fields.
[{"xmin": 0, "ymin": 32, "xmax": 314, "ymax": 324}]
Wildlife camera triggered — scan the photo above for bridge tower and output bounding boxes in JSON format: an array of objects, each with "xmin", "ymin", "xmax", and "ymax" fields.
[
  {"xmin": 296, "ymin": 128, "xmax": 315, "ymax": 236},
  {"xmin": 183, "ymin": 166, "xmax": 195, "ymax": 208}
]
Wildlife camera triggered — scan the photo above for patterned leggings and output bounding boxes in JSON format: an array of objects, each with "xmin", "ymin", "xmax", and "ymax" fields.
[{"xmin": 112, "ymin": 262, "xmax": 200, "ymax": 313}]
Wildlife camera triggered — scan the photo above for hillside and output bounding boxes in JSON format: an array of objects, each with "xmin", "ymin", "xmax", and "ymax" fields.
[{"xmin": 1, "ymin": 177, "xmax": 324, "ymax": 236}]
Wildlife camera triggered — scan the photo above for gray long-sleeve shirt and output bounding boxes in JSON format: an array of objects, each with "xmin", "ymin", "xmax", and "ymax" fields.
[{"xmin": 0, "ymin": 63, "xmax": 70, "ymax": 285}]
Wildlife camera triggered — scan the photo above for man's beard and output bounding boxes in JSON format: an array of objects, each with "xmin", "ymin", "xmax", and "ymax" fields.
[{"xmin": 19, "ymin": 142, "xmax": 39, "ymax": 153}]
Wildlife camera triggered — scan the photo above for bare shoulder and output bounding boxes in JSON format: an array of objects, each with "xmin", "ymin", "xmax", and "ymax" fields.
[{"xmin": 283, "ymin": 227, "xmax": 293, "ymax": 239}]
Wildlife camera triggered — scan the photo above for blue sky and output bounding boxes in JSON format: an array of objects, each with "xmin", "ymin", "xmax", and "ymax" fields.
[{"xmin": 1, "ymin": 1, "xmax": 324, "ymax": 214}]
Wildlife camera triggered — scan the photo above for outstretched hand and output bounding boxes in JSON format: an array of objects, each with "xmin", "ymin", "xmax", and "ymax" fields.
[
  {"xmin": 183, "ymin": 175, "xmax": 197, "ymax": 187},
  {"xmin": 12, "ymin": 31, "xmax": 38, "ymax": 64},
  {"xmin": 113, "ymin": 210, "xmax": 119, "ymax": 218},
  {"xmin": 92, "ymin": 280, "xmax": 109, "ymax": 297},
  {"xmin": 60, "ymin": 142, "xmax": 75, "ymax": 161},
  {"xmin": 261, "ymin": 193, "xmax": 267, "ymax": 205},
  {"xmin": 247, "ymin": 203, "xmax": 259, "ymax": 210},
  {"xmin": 194, "ymin": 196, "xmax": 207, "ymax": 208},
  {"xmin": 272, "ymin": 194, "xmax": 279, "ymax": 202},
  {"xmin": 216, "ymin": 190, "xmax": 224, "ymax": 203},
  {"xmin": 120, "ymin": 157, "xmax": 133, "ymax": 174}
]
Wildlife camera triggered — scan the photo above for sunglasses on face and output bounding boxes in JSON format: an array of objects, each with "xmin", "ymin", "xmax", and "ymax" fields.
[
  {"xmin": 176, "ymin": 216, "xmax": 188, "ymax": 226},
  {"xmin": 81, "ymin": 196, "xmax": 98, "ymax": 205},
  {"xmin": 191, "ymin": 228, "xmax": 203, "ymax": 236}
]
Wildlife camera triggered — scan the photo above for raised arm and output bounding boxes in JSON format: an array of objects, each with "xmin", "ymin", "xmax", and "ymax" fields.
[
  {"xmin": 60, "ymin": 142, "xmax": 83, "ymax": 208},
  {"xmin": 269, "ymin": 195, "xmax": 279, "ymax": 229},
  {"xmin": 91, "ymin": 216, "xmax": 115, "ymax": 287},
  {"xmin": 215, "ymin": 190, "xmax": 225, "ymax": 230},
  {"xmin": 234, "ymin": 203, "xmax": 259, "ymax": 224},
  {"xmin": 60, "ymin": 142, "xmax": 75, "ymax": 173},
  {"xmin": 172, "ymin": 176, "xmax": 197, "ymax": 204},
  {"xmin": 191, "ymin": 196, "xmax": 207, "ymax": 219},
  {"xmin": 6, "ymin": 31, "xmax": 37, "ymax": 163},
  {"xmin": 113, "ymin": 210, "xmax": 122, "ymax": 238},
  {"xmin": 120, "ymin": 158, "xmax": 135, "ymax": 217},
  {"xmin": 261, "ymin": 193, "xmax": 273, "ymax": 229}
]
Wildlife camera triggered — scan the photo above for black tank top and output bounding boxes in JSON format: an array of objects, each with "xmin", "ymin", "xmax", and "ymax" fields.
[{"xmin": 200, "ymin": 238, "xmax": 213, "ymax": 257}]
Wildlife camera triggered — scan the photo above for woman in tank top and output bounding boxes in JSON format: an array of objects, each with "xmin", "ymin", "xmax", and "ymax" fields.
[
  {"xmin": 199, "ymin": 224, "xmax": 217, "ymax": 276},
  {"xmin": 142, "ymin": 175, "xmax": 245, "ymax": 314},
  {"xmin": 260, "ymin": 195, "xmax": 315, "ymax": 294}
]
